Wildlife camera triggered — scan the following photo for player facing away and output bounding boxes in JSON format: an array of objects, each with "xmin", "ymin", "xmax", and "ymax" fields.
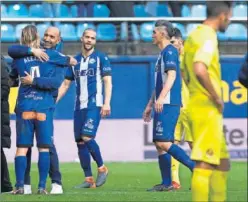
[
  {"xmin": 183, "ymin": 2, "xmax": 232, "ymax": 201},
  {"xmin": 7, "ymin": 26, "xmax": 76, "ymax": 194},
  {"xmin": 143, "ymin": 20, "xmax": 195, "ymax": 192},
  {"xmin": 57, "ymin": 28, "xmax": 112, "ymax": 188},
  {"xmin": 9, "ymin": 25, "xmax": 69, "ymax": 194},
  {"xmin": 170, "ymin": 28, "xmax": 193, "ymax": 190}
]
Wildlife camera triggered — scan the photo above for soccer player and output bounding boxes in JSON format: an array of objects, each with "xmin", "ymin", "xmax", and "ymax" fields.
[
  {"xmin": 9, "ymin": 25, "xmax": 72, "ymax": 194},
  {"xmin": 143, "ymin": 20, "xmax": 195, "ymax": 192},
  {"xmin": 170, "ymin": 28, "xmax": 193, "ymax": 189},
  {"xmin": 8, "ymin": 26, "xmax": 74, "ymax": 194},
  {"xmin": 183, "ymin": 2, "xmax": 232, "ymax": 201},
  {"xmin": 57, "ymin": 28, "xmax": 112, "ymax": 188}
]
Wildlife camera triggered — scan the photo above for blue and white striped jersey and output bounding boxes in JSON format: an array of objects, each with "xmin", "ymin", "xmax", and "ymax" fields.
[
  {"xmin": 65, "ymin": 50, "xmax": 111, "ymax": 110},
  {"xmin": 155, "ymin": 44, "xmax": 181, "ymax": 105}
]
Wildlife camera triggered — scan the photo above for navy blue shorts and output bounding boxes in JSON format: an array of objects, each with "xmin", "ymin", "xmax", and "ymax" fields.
[
  {"xmin": 153, "ymin": 105, "xmax": 180, "ymax": 142},
  {"xmin": 16, "ymin": 109, "xmax": 54, "ymax": 148},
  {"xmin": 74, "ymin": 107, "xmax": 101, "ymax": 142}
]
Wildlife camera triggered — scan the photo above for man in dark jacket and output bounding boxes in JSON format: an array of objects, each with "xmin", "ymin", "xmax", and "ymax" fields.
[
  {"xmin": 1, "ymin": 55, "xmax": 13, "ymax": 193},
  {"xmin": 238, "ymin": 53, "xmax": 248, "ymax": 88}
]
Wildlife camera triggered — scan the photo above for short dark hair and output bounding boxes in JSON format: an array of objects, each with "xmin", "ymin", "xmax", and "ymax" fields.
[
  {"xmin": 155, "ymin": 20, "xmax": 174, "ymax": 38},
  {"xmin": 172, "ymin": 28, "xmax": 182, "ymax": 39},
  {"xmin": 206, "ymin": 1, "xmax": 233, "ymax": 18}
]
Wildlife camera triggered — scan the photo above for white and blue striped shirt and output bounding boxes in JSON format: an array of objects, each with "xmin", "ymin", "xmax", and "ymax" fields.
[
  {"xmin": 65, "ymin": 50, "xmax": 111, "ymax": 110},
  {"xmin": 155, "ymin": 44, "xmax": 181, "ymax": 105}
]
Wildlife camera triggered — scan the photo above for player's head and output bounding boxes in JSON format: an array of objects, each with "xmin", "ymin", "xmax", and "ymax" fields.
[
  {"xmin": 171, "ymin": 28, "xmax": 183, "ymax": 53},
  {"xmin": 206, "ymin": 1, "xmax": 233, "ymax": 33},
  {"xmin": 43, "ymin": 26, "xmax": 61, "ymax": 49},
  {"xmin": 20, "ymin": 25, "xmax": 40, "ymax": 48},
  {"xmin": 81, "ymin": 28, "xmax": 96, "ymax": 51},
  {"xmin": 152, "ymin": 20, "xmax": 174, "ymax": 45}
]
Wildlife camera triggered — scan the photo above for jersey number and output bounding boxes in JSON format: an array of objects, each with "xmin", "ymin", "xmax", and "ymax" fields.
[{"xmin": 30, "ymin": 66, "xmax": 40, "ymax": 79}]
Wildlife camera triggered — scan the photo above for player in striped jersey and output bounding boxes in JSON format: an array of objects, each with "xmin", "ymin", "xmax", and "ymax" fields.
[{"xmin": 57, "ymin": 28, "xmax": 112, "ymax": 188}]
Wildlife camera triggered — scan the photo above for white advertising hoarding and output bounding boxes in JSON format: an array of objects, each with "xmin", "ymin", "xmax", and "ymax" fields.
[{"xmin": 4, "ymin": 119, "xmax": 247, "ymax": 162}]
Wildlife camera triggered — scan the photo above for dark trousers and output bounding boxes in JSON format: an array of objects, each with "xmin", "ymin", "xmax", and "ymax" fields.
[
  {"xmin": 1, "ymin": 148, "xmax": 13, "ymax": 192},
  {"xmin": 24, "ymin": 143, "xmax": 62, "ymax": 185}
]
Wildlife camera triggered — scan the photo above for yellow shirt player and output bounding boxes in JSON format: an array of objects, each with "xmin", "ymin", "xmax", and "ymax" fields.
[
  {"xmin": 183, "ymin": 2, "xmax": 232, "ymax": 202},
  {"xmin": 170, "ymin": 28, "xmax": 193, "ymax": 190}
]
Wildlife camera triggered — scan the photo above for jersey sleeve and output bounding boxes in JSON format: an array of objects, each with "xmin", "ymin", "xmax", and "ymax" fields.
[
  {"xmin": 8, "ymin": 45, "xmax": 32, "ymax": 59},
  {"xmin": 99, "ymin": 53, "xmax": 111, "ymax": 77},
  {"xmin": 193, "ymin": 39, "xmax": 216, "ymax": 67},
  {"xmin": 65, "ymin": 67, "xmax": 75, "ymax": 81},
  {"xmin": 32, "ymin": 67, "xmax": 65, "ymax": 90},
  {"xmin": 47, "ymin": 50, "xmax": 70, "ymax": 67},
  {"xmin": 162, "ymin": 49, "xmax": 178, "ymax": 72}
]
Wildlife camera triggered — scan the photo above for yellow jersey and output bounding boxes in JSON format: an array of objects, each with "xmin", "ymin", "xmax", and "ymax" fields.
[
  {"xmin": 183, "ymin": 24, "xmax": 221, "ymax": 100},
  {"xmin": 180, "ymin": 52, "xmax": 190, "ymax": 108}
]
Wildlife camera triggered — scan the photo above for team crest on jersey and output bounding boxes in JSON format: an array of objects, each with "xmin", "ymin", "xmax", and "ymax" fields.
[
  {"xmin": 156, "ymin": 121, "xmax": 163, "ymax": 134},
  {"xmin": 85, "ymin": 118, "xmax": 94, "ymax": 130},
  {"xmin": 89, "ymin": 58, "xmax": 96, "ymax": 64}
]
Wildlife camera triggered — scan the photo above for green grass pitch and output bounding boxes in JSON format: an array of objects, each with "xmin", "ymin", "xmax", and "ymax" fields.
[{"xmin": 1, "ymin": 162, "xmax": 247, "ymax": 201}]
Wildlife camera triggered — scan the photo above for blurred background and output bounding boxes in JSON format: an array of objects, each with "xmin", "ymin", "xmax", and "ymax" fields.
[{"xmin": 1, "ymin": 0, "xmax": 247, "ymax": 163}]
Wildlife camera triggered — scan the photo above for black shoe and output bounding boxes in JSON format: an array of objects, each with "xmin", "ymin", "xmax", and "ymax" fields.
[
  {"xmin": 37, "ymin": 188, "xmax": 48, "ymax": 195},
  {"xmin": 1, "ymin": 186, "xmax": 13, "ymax": 193},
  {"xmin": 147, "ymin": 184, "xmax": 174, "ymax": 192},
  {"xmin": 12, "ymin": 187, "xmax": 24, "ymax": 195}
]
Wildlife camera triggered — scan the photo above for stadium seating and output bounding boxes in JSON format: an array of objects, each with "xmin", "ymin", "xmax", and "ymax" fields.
[
  {"xmin": 120, "ymin": 22, "xmax": 128, "ymax": 41},
  {"xmin": 131, "ymin": 24, "xmax": 140, "ymax": 41},
  {"xmin": 37, "ymin": 23, "xmax": 51, "ymax": 38},
  {"xmin": 1, "ymin": 4, "xmax": 8, "ymax": 17},
  {"xmin": 140, "ymin": 22, "xmax": 154, "ymax": 42},
  {"xmin": 172, "ymin": 23, "xmax": 187, "ymax": 39},
  {"xmin": 191, "ymin": 5, "xmax": 206, "ymax": 17},
  {"xmin": 54, "ymin": 4, "xmax": 71, "ymax": 18},
  {"xmin": 181, "ymin": 5, "xmax": 191, "ymax": 17},
  {"xmin": 57, "ymin": 23, "xmax": 77, "ymax": 41},
  {"xmin": 29, "ymin": 4, "xmax": 45, "ymax": 17},
  {"xmin": 225, "ymin": 23, "xmax": 247, "ymax": 41},
  {"xmin": 233, "ymin": 4, "xmax": 247, "ymax": 17},
  {"xmin": 1, "ymin": 24, "xmax": 16, "ymax": 42},
  {"xmin": 71, "ymin": 5, "xmax": 78, "ymax": 17},
  {"xmin": 186, "ymin": 23, "xmax": 200, "ymax": 35},
  {"xmin": 133, "ymin": 4, "xmax": 149, "ymax": 17},
  {"xmin": 16, "ymin": 23, "xmax": 29, "ymax": 40},
  {"xmin": 77, "ymin": 23, "xmax": 95, "ymax": 39},
  {"xmin": 97, "ymin": 23, "xmax": 117, "ymax": 41},
  {"xmin": 8, "ymin": 4, "xmax": 29, "ymax": 17},
  {"xmin": 156, "ymin": 3, "xmax": 173, "ymax": 17},
  {"xmin": 93, "ymin": 4, "xmax": 110, "ymax": 17}
]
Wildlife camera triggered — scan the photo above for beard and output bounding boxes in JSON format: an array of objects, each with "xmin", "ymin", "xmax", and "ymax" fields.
[{"xmin": 83, "ymin": 44, "xmax": 94, "ymax": 51}]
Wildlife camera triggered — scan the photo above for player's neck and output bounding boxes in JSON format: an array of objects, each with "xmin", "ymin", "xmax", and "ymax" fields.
[
  {"xmin": 157, "ymin": 40, "xmax": 170, "ymax": 51},
  {"xmin": 82, "ymin": 48, "xmax": 94, "ymax": 58},
  {"xmin": 203, "ymin": 19, "xmax": 219, "ymax": 32}
]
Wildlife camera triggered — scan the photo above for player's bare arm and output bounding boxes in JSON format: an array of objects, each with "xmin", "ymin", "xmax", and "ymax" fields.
[
  {"xmin": 56, "ymin": 79, "xmax": 72, "ymax": 103},
  {"xmin": 194, "ymin": 62, "xmax": 224, "ymax": 113},
  {"xmin": 155, "ymin": 70, "xmax": 176, "ymax": 113},
  {"xmin": 101, "ymin": 75, "xmax": 112, "ymax": 118},
  {"xmin": 143, "ymin": 90, "xmax": 155, "ymax": 123}
]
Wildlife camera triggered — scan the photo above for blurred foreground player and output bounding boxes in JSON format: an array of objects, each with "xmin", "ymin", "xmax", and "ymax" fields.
[
  {"xmin": 183, "ymin": 1, "xmax": 232, "ymax": 201},
  {"xmin": 1, "ymin": 55, "xmax": 13, "ymax": 193},
  {"xmin": 143, "ymin": 20, "xmax": 195, "ymax": 192},
  {"xmin": 57, "ymin": 28, "xmax": 112, "ymax": 188},
  {"xmin": 170, "ymin": 28, "xmax": 193, "ymax": 190}
]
